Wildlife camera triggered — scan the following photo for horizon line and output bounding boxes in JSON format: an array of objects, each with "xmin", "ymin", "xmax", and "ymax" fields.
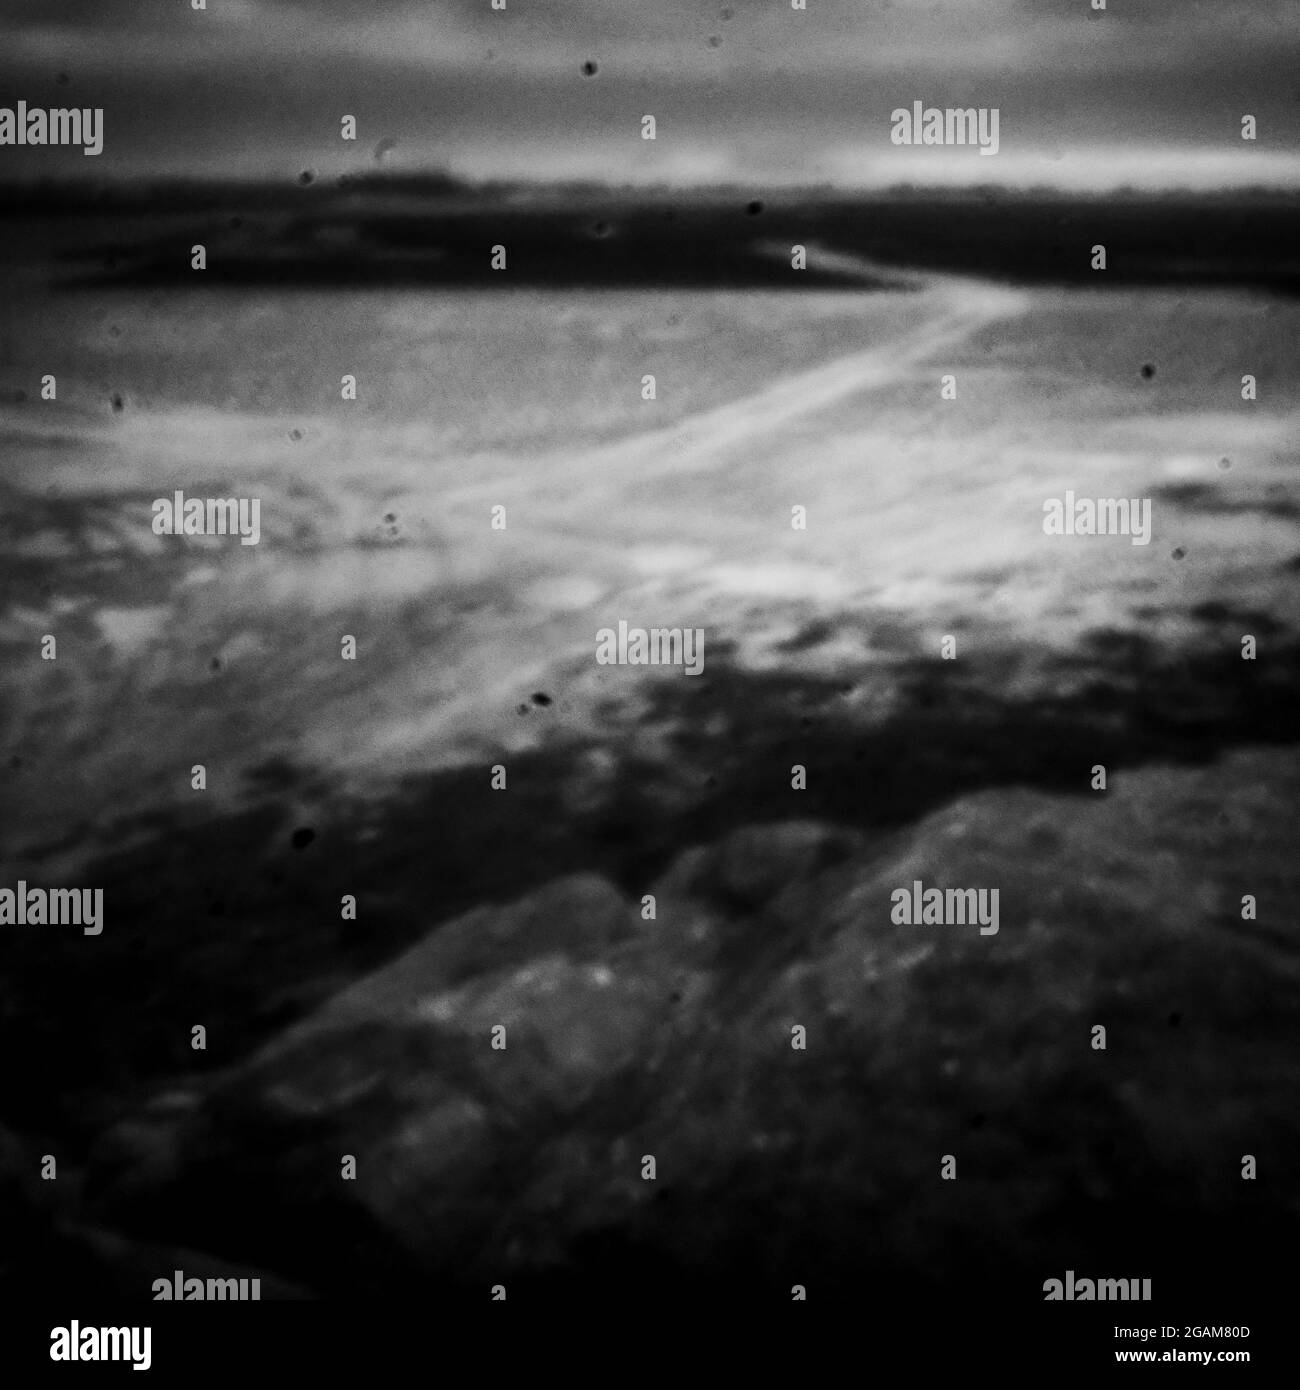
[{"xmin": 2, "ymin": 171, "xmax": 1299, "ymax": 201}]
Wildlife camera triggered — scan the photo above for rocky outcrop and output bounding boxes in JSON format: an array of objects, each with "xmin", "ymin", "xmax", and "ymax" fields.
[{"xmin": 75, "ymin": 749, "xmax": 1300, "ymax": 1296}]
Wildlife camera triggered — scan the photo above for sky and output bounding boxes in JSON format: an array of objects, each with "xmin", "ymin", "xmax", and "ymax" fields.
[{"xmin": 1, "ymin": 0, "xmax": 1299, "ymax": 189}]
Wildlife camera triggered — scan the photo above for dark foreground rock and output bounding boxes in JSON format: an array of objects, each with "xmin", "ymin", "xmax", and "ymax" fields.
[{"xmin": 72, "ymin": 750, "xmax": 1300, "ymax": 1299}]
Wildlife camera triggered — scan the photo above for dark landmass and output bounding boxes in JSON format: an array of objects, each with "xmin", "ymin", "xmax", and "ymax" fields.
[{"xmin": 1, "ymin": 175, "xmax": 1299, "ymax": 293}]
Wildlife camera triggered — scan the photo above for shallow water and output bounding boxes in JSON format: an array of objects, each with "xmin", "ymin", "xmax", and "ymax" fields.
[{"xmin": 1, "ymin": 281, "xmax": 1297, "ymax": 866}]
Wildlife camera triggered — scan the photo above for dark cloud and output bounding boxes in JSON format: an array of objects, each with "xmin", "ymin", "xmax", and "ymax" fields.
[{"xmin": 1, "ymin": 0, "xmax": 1297, "ymax": 186}]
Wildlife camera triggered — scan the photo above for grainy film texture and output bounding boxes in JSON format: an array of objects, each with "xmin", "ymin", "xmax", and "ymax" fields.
[{"xmin": 0, "ymin": 0, "xmax": 1296, "ymax": 1367}]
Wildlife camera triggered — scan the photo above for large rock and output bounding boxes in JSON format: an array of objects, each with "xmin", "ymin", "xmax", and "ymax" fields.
[{"xmin": 83, "ymin": 750, "xmax": 1300, "ymax": 1294}]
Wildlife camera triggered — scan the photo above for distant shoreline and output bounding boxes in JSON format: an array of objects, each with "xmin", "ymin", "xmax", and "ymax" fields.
[{"xmin": 1, "ymin": 177, "xmax": 1297, "ymax": 295}]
